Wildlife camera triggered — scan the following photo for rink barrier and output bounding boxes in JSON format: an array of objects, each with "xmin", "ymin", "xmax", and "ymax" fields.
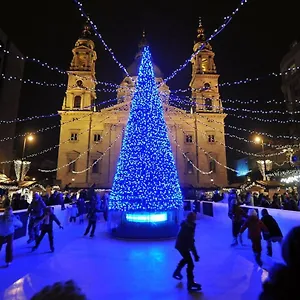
[
  {"xmin": 0, "ymin": 205, "xmax": 69, "ymax": 241},
  {"xmin": 200, "ymin": 201, "xmax": 300, "ymax": 236}
]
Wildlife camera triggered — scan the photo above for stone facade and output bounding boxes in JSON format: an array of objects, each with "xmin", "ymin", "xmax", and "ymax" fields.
[{"xmin": 56, "ymin": 23, "xmax": 228, "ymax": 189}]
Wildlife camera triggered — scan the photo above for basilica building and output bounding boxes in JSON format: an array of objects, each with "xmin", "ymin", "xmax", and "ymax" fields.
[{"xmin": 56, "ymin": 22, "xmax": 228, "ymax": 189}]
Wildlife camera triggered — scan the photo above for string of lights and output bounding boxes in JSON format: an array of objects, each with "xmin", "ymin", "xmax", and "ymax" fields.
[
  {"xmin": 38, "ymin": 119, "xmax": 124, "ymax": 173},
  {"xmin": 73, "ymin": 0, "xmax": 247, "ymax": 87},
  {"xmin": 166, "ymin": 109, "xmax": 287, "ymax": 158},
  {"xmin": 166, "ymin": 114, "xmax": 237, "ymax": 173},
  {"xmin": 0, "ymin": 44, "xmax": 121, "ymax": 89},
  {"xmin": 170, "ymin": 66, "xmax": 299, "ymax": 92},
  {"xmin": 170, "ymin": 94, "xmax": 299, "ymax": 115},
  {"xmin": 0, "ymin": 73, "xmax": 66, "ymax": 88},
  {"xmin": 218, "ymin": 66, "xmax": 300, "ymax": 87},
  {"xmin": 0, "ymin": 117, "xmax": 107, "ymax": 164},
  {"xmin": 169, "ymin": 103, "xmax": 299, "ymax": 149},
  {"xmin": 166, "ymin": 127, "xmax": 213, "ymax": 175},
  {"xmin": 73, "ymin": 0, "xmax": 131, "ymax": 78},
  {"xmin": 186, "ymin": 108, "xmax": 300, "ymax": 143},
  {"xmin": 0, "ymin": 72, "xmax": 122, "ymax": 95},
  {"xmin": 0, "ymin": 111, "xmax": 93, "ymax": 143},
  {"xmin": 0, "ymin": 95, "xmax": 121, "ymax": 124},
  {"xmin": 163, "ymin": 0, "xmax": 248, "ymax": 84},
  {"xmin": 72, "ymin": 127, "xmax": 125, "ymax": 174}
]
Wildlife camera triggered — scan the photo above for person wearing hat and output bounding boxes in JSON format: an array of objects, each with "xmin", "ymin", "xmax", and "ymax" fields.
[
  {"xmin": 172, "ymin": 212, "xmax": 201, "ymax": 291},
  {"xmin": 239, "ymin": 209, "xmax": 269, "ymax": 267}
]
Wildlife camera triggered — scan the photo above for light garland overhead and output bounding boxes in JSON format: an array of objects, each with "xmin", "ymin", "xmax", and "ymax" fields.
[
  {"xmin": 162, "ymin": 0, "xmax": 248, "ymax": 84},
  {"xmin": 0, "ymin": 110, "xmax": 93, "ymax": 143},
  {"xmin": 73, "ymin": 0, "xmax": 247, "ymax": 87},
  {"xmin": 169, "ymin": 101, "xmax": 299, "ymax": 150},
  {"xmin": 0, "ymin": 96, "xmax": 121, "ymax": 125},
  {"xmin": 73, "ymin": 0, "xmax": 131, "ymax": 78},
  {"xmin": 39, "ymin": 118, "xmax": 124, "ymax": 173},
  {"xmin": 72, "ymin": 127, "xmax": 125, "ymax": 174},
  {"xmin": 0, "ymin": 44, "xmax": 121, "ymax": 89},
  {"xmin": 0, "ymin": 73, "xmax": 121, "ymax": 95},
  {"xmin": 166, "ymin": 126, "xmax": 212, "ymax": 175},
  {"xmin": 165, "ymin": 114, "xmax": 237, "ymax": 173},
  {"xmin": 166, "ymin": 108, "xmax": 288, "ymax": 158},
  {"xmin": 170, "ymin": 94, "xmax": 300, "ymax": 115}
]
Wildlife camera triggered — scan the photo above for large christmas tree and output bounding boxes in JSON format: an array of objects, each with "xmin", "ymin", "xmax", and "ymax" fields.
[{"xmin": 109, "ymin": 45, "xmax": 183, "ymax": 213}]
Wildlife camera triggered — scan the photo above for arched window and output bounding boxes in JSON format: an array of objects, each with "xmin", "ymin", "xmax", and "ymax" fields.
[
  {"xmin": 209, "ymin": 160, "xmax": 216, "ymax": 173},
  {"xmin": 204, "ymin": 82, "xmax": 211, "ymax": 90},
  {"xmin": 205, "ymin": 98, "xmax": 212, "ymax": 110},
  {"xmin": 74, "ymin": 95, "xmax": 81, "ymax": 109}
]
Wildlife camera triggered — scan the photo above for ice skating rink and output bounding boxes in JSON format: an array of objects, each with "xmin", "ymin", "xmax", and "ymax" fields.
[{"xmin": 0, "ymin": 213, "xmax": 284, "ymax": 300}]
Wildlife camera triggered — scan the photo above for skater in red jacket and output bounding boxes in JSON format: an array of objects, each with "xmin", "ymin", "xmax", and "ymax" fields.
[
  {"xmin": 239, "ymin": 209, "xmax": 269, "ymax": 267},
  {"xmin": 172, "ymin": 212, "xmax": 201, "ymax": 292}
]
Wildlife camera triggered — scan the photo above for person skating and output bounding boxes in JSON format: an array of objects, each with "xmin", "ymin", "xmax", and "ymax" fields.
[
  {"xmin": 230, "ymin": 202, "xmax": 247, "ymax": 247},
  {"xmin": 0, "ymin": 206, "xmax": 23, "ymax": 267},
  {"xmin": 27, "ymin": 192, "xmax": 46, "ymax": 244},
  {"xmin": 239, "ymin": 209, "xmax": 269, "ymax": 267},
  {"xmin": 83, "ymin": 199, "xmax": 100, "ymax": 237},
  {"xmin": 69, "ymin": 202, "xmax": 79, "ymax": 223},
  {"xmin": 32, "ymin": 207, "xmax": 63, "ymax": 253},
  {"xmin": 260, "ymin": 208, "xmax": 283, "ymax": 257},
  {"xmin": 172, "ymin": 212, "xmax": 201, "ymax": 292}
]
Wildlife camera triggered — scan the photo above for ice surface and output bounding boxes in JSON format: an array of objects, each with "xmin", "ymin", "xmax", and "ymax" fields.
[{"xmin": 0, "ymin": 213, "xmax": 285, "ymax": 300}]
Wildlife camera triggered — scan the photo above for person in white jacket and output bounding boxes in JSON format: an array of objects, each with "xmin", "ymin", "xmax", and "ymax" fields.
[{"xmin": 0, "ymin": 206, "xmax": 23, "ymax": 267}]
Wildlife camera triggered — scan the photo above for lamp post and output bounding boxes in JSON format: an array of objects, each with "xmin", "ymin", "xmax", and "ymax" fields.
[
  {"xmin": 19, "ymin": 134, "xmax": 34, "ymax": 182},
  {"xmin": 254, "ymin": 136, "xmax": 266, "ymax": 181}
]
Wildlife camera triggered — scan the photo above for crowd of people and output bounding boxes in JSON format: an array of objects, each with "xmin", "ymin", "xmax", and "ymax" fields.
[
  {"xmin": 0, "ymin": 186, "xmax": 299, "ymax": 298},
  {"xmin": 216, "ymin": 187, "xmax": 300, "ymax": 211},
  {"xmin": 0, "ymin": 188, "xmax": 109, "ymax": 268}
]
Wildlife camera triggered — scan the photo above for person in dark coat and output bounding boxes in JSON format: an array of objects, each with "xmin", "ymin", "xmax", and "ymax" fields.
[
  {"xmin": 261, "ymin": 208, "xmax": 283, "ymax": 257},
  {"xmin": 239, "ymin": 209, "xmax": 269, "ymax": 267},
  {"xmin": 230, "ymin": 203, "xmax": 247, "ymax": 246},
  {"xmin": 32, "ymin": 207, "xmax": 63, "ymax": 253},
  {"xmin": 27, "ymin": 193, "xmax": 46, "ymax": 244},
  {"xmin": 172, "ymin": 212, "xmax": 201, "ymax": 291},
  {"xmin": 259, "ymin": 226, "xmax": 300, "ymax": 300},
  {"xmin": 83, "ymin": 199, "xmax": 100, "ymax": 237}
]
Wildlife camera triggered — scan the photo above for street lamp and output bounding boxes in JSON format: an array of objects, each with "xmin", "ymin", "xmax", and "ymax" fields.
[
  {"xmin": 19, "ymin": 134, "xmax": 34, "ymax": 182},
  {"xmin": 22, "ymin": 134, "xmax": 34, "ymax": 159},
  {"xmin": 254, "ymin": 135, "xmax": 266, "ymax": 181}
]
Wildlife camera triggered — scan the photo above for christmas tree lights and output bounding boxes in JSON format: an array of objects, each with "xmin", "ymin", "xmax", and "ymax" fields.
[{"xmin": 109, "ymin": 45, "xmax": 183, "ymax": 213}]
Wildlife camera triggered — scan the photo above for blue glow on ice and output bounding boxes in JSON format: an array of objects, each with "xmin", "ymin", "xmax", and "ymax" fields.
[{"xmin": 125, "ymin": 212, "xmax": 168, "ymax": 223}]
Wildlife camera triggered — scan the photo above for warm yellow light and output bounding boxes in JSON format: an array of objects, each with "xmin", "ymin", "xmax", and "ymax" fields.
[
  {"xmin": 27, "ymin": 135, "xmax": 34, "ymax": 142},
  {"xmin": 72, "ymin": 178, "xmax": 75, "ymax": 182},
  {"xmin": 254, "ymin": 136, "xmax": 262, "ymax": 144}
]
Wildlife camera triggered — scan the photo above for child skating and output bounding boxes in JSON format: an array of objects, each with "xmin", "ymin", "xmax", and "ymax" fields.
[
  {"xmin": 172, "ymin": 212, "xmax": 201, "ymax": 292},
  {"xmin": 239, "ymin": 209, "xmax": 269, "ymax": 267},
  {"xmin": 69, "ymin": 202, "xmax": 79, "ymax": 223},
  {"xmin": 32, "ymin": 207, "xmax": 63, "ymax": 253}
]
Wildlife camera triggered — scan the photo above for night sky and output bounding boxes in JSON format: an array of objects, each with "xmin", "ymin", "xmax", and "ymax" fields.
[{"xmin": 0, "ymin": 0, "xmax": 298, "ymax": 180}]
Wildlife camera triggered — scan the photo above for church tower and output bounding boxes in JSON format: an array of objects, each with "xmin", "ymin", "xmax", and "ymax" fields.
[
  {"xmin": 56, "ymin": 24, "xmax": 98, "ymax": 187},
  {"xmin": 189, "ymin": 18, "xmax": 228, "ymax": 187}
]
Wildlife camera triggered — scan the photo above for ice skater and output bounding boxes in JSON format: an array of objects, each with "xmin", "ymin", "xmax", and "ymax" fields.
[
  {"xmin": 0, "ymin": 206, "xmax": 23, "ymax": 267},
  {"xmin": 260, "ymin": 208, "xmax": 283, "ymax": 257},
  {"xmin": 239, "ymin": 209, "xmax": 269, "ymax": 267},
  {"xmin": 32, "ymin": 207, "xmax": 63, "ymax": 253},
  {"xmin": 27, "ymin": 192, "xmax": 46, "ymax": 244},
  {"xmin": 69, "ymin": 202, "xmax": 78, "ymax": 223},
  {"xmin": 230, "ymin": 202, "xmax": 247, "ymax": 247},
  {"xmin": 172, "ymin": 212, "xmax": 201, "ymax": 292},
  {"xmin": 83, "ymin": 199, "xmax": 100, "ymax": 237}
]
